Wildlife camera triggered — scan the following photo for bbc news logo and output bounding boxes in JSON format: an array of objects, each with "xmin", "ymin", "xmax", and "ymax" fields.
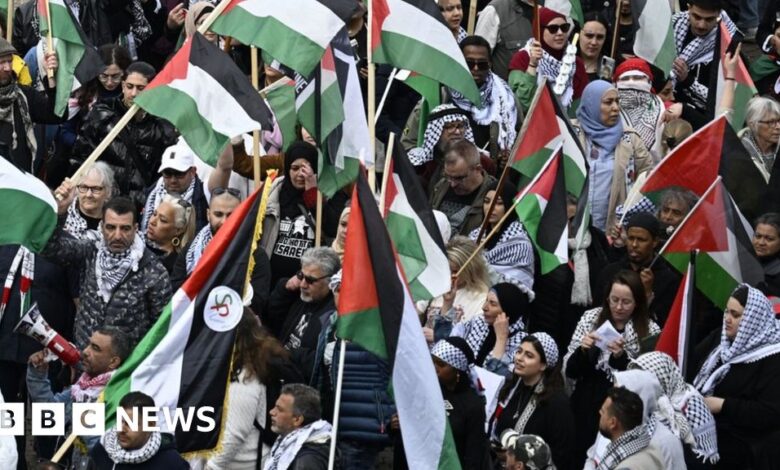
[{"xmin": 0, "ymin": 403, "xmax": 216, "ymax": 436}]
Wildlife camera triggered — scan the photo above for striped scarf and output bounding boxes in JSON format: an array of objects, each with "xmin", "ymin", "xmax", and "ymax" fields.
[
  {"xmin": 185, "ymin": 224, "xmax": 213, "ymax": 275},
  {"xmin": 140, "ymin": 177, "xmax": 196, "ymax": 232},
  {"xmin": 95, "ymin": 233, "xmax": 145, "ymax": 303},
  {"xmin": 595, "ymin": 423, "xmax": 652, "ymax": 470},
  {"xmin": 0, "ymin": 246, "xmax": 33, "ymax": 325},
  {"xmin": 264, "ymin": 420, "xmax": 332, "ymax": 470},
  {"xmin": 449, "ymin": 72, "xmax": 518, "ymax": 150},
  {"xmin": 671, "ymin": 11, "xmax": 736, "ymax": 80},
  {"xmin": 63, "ymin": 199, "xmax": 101, "ymax": 242}
]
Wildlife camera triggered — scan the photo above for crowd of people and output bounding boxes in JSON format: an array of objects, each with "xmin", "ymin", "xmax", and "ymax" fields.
[{"xmin": 1, "ymin": 0, "xmax": 780, "ymax": 468}]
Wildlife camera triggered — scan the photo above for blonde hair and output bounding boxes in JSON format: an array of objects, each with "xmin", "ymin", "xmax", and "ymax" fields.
[
  {"xmin": 661, "ymin": 119, "xmax": 693, "ymax": 156},
  {"xmin": 161, "ymin": 195, "xmax": 196, "ymax": 253},
  {"xmin": 447, "ymin": 236, "xmax": 490, "ymax": 292}
]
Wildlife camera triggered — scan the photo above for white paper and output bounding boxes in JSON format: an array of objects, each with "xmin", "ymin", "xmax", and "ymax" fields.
[
  {"xmin": 474, "ymin": 366, "xmax": 505, "ymax": 432},
  {"xmin": 594, "ymin": 321, "xmax": 623, "ymax": 351}
]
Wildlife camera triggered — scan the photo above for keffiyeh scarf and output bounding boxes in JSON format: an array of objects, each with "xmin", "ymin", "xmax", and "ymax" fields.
[
  {"xmin": 694, "ymin": 284, "xmax": 780, "ymax": 396},
  {"xmin": 523, "ymin": 38, "xmax": 576, "ymax": 107},
  {"xmin": 141, "ymin": 177, "xmax": 196, "ymax": 232},
  {"xmin": 595, "ymin": 423, "xmax": 652, "ymax": 470},
  {"xmin": 499, "ymin": 378, "xmax": 546, "ymax": 435},
  {"xmin": 264, "ymin": 420, "xmax": 332, "ymax": 470},
  {"xmin": 449, "ymin": 72, "xmax": 518, "ymax": 150},
  {"xmin": 460, "ymin": 314, "xmax": 526, "ymax": 367},
  {"xmin": 631, "ymin": 352, "xmax": 719, "ymax": 463},
  {"xmin": 185, "ymin": 224, "xmax": 213, "ymax": 274},
  {"xmin": 408, "ymin": 104, "xmax": 475, "ymax": 166},
  {"xmin": 0, "ymin": 81, "xmax": 37, "ymax": 168},
  {"xmin": 95, "ymin": 233, "xmax": 146, "ymax": 303},
  {"xmin": 63, "ymin": 199, "xmax": 101, "ymax": 242},
  {"xmin": 672, "ymin": 12, "xmax": 736, "ymax": 80},
  {"xmin": 618, "ymin": 89, "xmax": 664, "ymax": 155},
  {"xmin": 457, "ymin": 26, "xmax": 467, "ymax": 44},
  {"xmin": 70, "ymin": 371, "xmax": 113, "ymax": 402},
  {"xmin": 102, "ymin": 428, "xmax": 161, "ymax": 464},
  {"xmin": 568, "ymin": 230, "xmax": 592, "ymax": 306}
]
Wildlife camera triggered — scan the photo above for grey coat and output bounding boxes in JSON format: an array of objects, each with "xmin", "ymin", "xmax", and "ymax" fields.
[{"xmin": 41, "ymin": 224, "xmax": 171, "ymax": 350}]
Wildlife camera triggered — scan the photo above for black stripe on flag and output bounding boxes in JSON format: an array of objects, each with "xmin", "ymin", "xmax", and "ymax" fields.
[
  {"xmin": 399, "ymin": 0, "xmax": 449, "ymax": 28},
  {"xmin": 320, "ymin": 0, "xmax": 363, "ymax": 24},
  {"xmin": 536, "ymin": 152, "xmax": 568, "ymax": 253},
  {"xmin": 188, "ymin": 33, "xmax": 274, "ymax": 130},
  {"xmin": 64, "ymin": 6, "xmax": 103, "ymax": 85}
]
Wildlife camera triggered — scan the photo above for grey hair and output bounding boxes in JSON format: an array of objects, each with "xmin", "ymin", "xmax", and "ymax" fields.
[
  {"xmin": 79, "ymin": 161, "xmax": 116, "ymax": 198},
  {"xmin": 280, "ymin": 383, "xmax": 322, "ymax": 426},
  {"xmin": 300, "ymin": 246, "xmax": 341, "ymax": 277},
  {"xmin": 746, "ymin": 96, "xmax": 780, "ymax": 135},
  {"xmin": 160, "ymin": 195, "xmax": 196, "ymax": 252},
  {"xmin": 658, "ymin": 187, "xmax": 698, "ymax": 213}
]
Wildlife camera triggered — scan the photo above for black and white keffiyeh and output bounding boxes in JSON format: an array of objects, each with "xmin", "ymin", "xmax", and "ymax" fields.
[
  {"xmin": 408, "ymin": 104, "xmax": 475, "ymax": 166},
  {"xmin": 693, "ymin": 284, "xmax": 780, "ymax": 396},
  {"xmin": 615, "ymin": 197, "xmax": 657, "ymax": 229},
  {"xmin": 563, "ymin": 308, "xmax": 661, "ymax": 383},
  {"xmin": 141, "ymin": 177, "xmax": 196, "ymax": 232},
  {"xmin": 264, "ymin": 420, "xmax": 331, "ymax": 470},
  {"xmin": 499, "ymin": 377, "xmax": 546, "ymax": 435},
  {"xmin": 432, "ymin": 339, "xmax": 470, "ymax": 371},
  {"xmin": 460, "ymin": 313, "xmax": 526, "ymax": 366},
  {"xmin": 457, "ymin": 26, "xmax": 467, "ymax": 44},
  {"xmin": 449, "ymin": 72, "xmax": 518, "ymax": 150},
  {"xmin": 101, "ymin": 428, "xmax": 161, "ymax": 464},
  {"xmin": 631, "ymin": 352, "xmax": 719, "ymax": 463},
  {"xmin": 63, "ymin": 199, "xmax": 101, "ymax": 242},
  {"xmin": 185, "ymin": 224, "xmax": 213, "ymax": 275},
  {"xmin": 522, "ymin": 38, "xmax": 576, "ymax": 107},
  {"xmin": 618, "ymin": 89, "xmax": 664, "ymax": 155},
  {"xmin": 95, "ymin": 233, "xmax": 145, "ymax": 303},
  {"xmin": 672, "ymin": 12, "xmax": 736, "ymax": 74},
  {"xmin": 471, "ymin": 221, "xmax": 536, "ymax": 293},
  {"xmin": 530, "ymin": 332, "xmax": 559, "ymax": 367},
  {"xmin": 595, "ymin": 423, "xmax": 652, "ymax": 470}
]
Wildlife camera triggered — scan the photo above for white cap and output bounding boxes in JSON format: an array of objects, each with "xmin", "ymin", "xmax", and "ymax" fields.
[{"xmin": 159, "ymin": 143, "xmax": 195, "ymax": 173}]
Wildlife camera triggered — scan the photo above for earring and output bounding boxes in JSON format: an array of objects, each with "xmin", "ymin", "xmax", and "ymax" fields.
[{"xmin": 171, "ymin": 237, "xmax": 181, "ymax": 247}]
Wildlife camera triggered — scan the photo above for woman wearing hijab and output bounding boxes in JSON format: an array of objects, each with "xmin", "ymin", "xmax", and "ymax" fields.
[
  {"xmin": 630, "ymin": 352, "xmax": 720, "ymax": 466},
  {"xmin": 451, "ymin": 282, "xmax": 530, "ymax": 376},
  {"xmin": 508, "ymin": 7, "xmax": 588, "ymax": 112},
  {"xmin": 693, "ymin": 284, "xmax": 780, "ymax": 470},
  {"xmin": 259, "ymin": 141, "xmax": 320, "ymax": 288},
  {"xmin": 574, "ymin": 80, "xmax": 653, "ymax": 232},
  {"xmin": 184, "ymin": 1, "xmax": 218, "ymax": 43},
  {"xmin": 490, "ymin": 333, "xmax": 575, "ymax": 469},
  {"xmin": 469, "ymin": 180, "xmax": 535, "ymax": 290},
  {"xmin": 563, "ymin": 269, "xmax": 660, "ymax": 463}
]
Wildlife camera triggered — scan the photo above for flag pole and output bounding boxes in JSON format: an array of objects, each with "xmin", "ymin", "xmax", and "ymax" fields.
[
  {"xmin": 374, "ymin": 67, "xmax": 397, "ymax": 124},
  {"xmin": 650, "ymin": 176, "xmax": 721, "ymax": 269},
  {"xmin": 367, "ymin": 0, "xmax": 377, "ymax": 192},
  {"xmin": 250, "ymin": 46, "xmax": 262, "ymax": 189},
  {"xmin": 6, "ymin": 0, "xmax": 13, "ymax": 42},
  {"xmin": 467, "ymin": 0, "xmax": 477, "ymax": 35},
  {"xmin": 610, "ymin": 0, "xmax": 621, "ymax": 60},
  {"xmin": 43, "ymin": 0, "xmax": 54, "ymax": 80},
  {"xmin": 315, "ymin": 191, "xmax": 323, "ymax": 247},
  {"xmin": 327, "ymin": 339, "xmax": 347, "ymax": 470},
  {"xmin": 57, "ymin": 0, "xmax": 234, "ymax": 200},
  {"xmin": 50, "ymin": 432, "xmax": 78, "ymax": 463},
  {"xmin": 456, "ymin": 149, "xmax": 560, "ymax": 278},
  {"xmin": 378, "ymin": 132, "xmax": 396, "ymax": 215},
  {"xmin": 680, "ymin": 249, "xmax": 697, "ymax": 378},
  {"xmin": 474, "ymin": 80, "xmax": 547, "ymax": 243},
  {"xmin": 533, "ymin": 0, "xmax": 541, "ymax": 42}
]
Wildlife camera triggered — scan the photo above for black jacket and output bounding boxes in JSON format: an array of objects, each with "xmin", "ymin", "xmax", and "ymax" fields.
[
  {"xmin": 1, "ymin": 85, "xmax": 63, "ymax": 172},
  {"xmin": 71, "ymin": 96, "xmax": 177, "ymax": 208},
  {"xmin": 289, "ymin": 441, "xmax": 329, "ymax": 470},
  {"xmin": 89, "ymin": 433, "xmax": 189, "ymax": 469},
  {"xmin": 759, "ymin": 256, "xmax": 780, "ymax": 298}
]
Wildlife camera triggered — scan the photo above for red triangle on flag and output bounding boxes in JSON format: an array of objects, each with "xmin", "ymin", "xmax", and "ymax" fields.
[
  {"xmin": 527, "ymin": 150, "xmax": 562, "ymax": 201},
  {"xmin": 511, "ymin": 85, "xmax": 560, "ymax": 168},
  {"xmin": 664, "ymin": 180, "xmax": 729, "ymax": 254},
  {"xmin": 145, "ymin": 37, "xmax": 193, "ymax": 91}
]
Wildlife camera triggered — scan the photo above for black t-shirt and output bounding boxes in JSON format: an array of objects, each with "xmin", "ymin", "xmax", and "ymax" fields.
[
  {"xmin": 438, "ymin": 187, "xmax": 479, "ymax": 234},
  {"xmin": 79, "ymin": 207, "xmax": 101, "ymax": 230},
  {"xmin": 270, "ymin": 206, "xmax": 315, "ymax": 287}
]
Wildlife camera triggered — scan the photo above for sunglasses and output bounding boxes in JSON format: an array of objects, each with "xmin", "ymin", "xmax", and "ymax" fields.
[
  {"xmin": 161, "ymin": 169, "xmax": 188, "ymax": 179},
  {"xmin": 296, "ymin": 270, "xmax": 331, "ymax": 284},
  {"xmin": 465, "ymin": 59, "xmax": 491, "ymax": 71},
  {"xmin": 212, "ymin": 187, "xmax": 242, "ymax": 200},
  {"xmin": 544, "ymin": 23, "xmax": 572, "ymax": 34}
]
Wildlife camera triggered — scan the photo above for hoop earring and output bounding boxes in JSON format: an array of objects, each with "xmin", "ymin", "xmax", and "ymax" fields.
[{"xmin": 171, "ymin": 237, "xmax": 181, "ymax": 248}]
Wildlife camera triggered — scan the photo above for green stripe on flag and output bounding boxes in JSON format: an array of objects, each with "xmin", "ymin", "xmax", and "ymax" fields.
[
  {"xmin": 336, "ymin": 306, "xmax": 387, "ymax": 359},
  {"xmin": 318, "ymin": 153, "xmax": 360, "ymax": 198},
  {"xmin": 264, "ymin": 82, "xmax": 297, "ymax": 152},
  {"xmin": 730, "ymin": 83, "xmax": 756, "ymax": 131},
  {"xmin": 297, "ymin": 78, "xmax": 344, "ymax": 143},
  {"xmin": 665, "ymin": 252, "xmax": 737, "ymax": 309},
  {"xmin": 0, "ymin": 187, "xmax": 57, "ymax": 252}
]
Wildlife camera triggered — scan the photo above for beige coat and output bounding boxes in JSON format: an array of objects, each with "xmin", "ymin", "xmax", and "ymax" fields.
[{"xmin": 614, "ymin": 444, "xmax": 665, "ymax": 469}]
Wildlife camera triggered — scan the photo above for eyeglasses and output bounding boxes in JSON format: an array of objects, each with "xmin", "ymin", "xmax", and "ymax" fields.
[
  {"xmin": 212, "ymin": 187, "xmax": 242, "ymax": 200},
  {"xmin": 608, "ymin": 296, "xmax": 635, "ymax": 308},
  {"xmin": 544, "ymin": 23, "xmax": 572, "ymax": 34},
  {"xmin": 161, "ymin": 169, "xmax": 188, "ymax": 179},
  {"xmin": 98, "ymin": 72, "xmax": 123, "ymax": 83},
  {"xmin": 296, "ymin": 270, "xmax": 330, "ymax": 284},
  {"xmin": 758, "ymin": 118, "xmax": 780, "ymax": 127},
  {"xmin": 76, "ymin": 184, "xmax": 105, "ymax": 194},
  {"xmin": 582, "ymin": 32, "xmax": 606, "ymax": 41},
  {"xmin": 443, "ymin": 121, "xmax": 466, "ymax": 132},
  {"xmin": 445, "ymin": 172, "xmax": 470, "ymax": 183},
  {"xmin": 465, "ymin": 59, "xmax": 491, "ymax": 71}
]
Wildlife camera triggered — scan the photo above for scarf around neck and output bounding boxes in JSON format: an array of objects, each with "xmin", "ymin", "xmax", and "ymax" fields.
[
  {"xmin": 185, "ymin": 224, "xmax": 213, "ymax": 274},
  {"xmin": 618, "ymin": 88, "xmax": 663, "ymax": 155},
  {"xmin": 102, "ymin": 427, "xmax": 161, "ymax": 464},
  {"xmin": 63, "ymin": 199, "xmax": 101, "ymax": 242},
  {"xmin": 672, "ymin": 12, "xmax": 736, "ymax": 80},
  {"xmin": 264, "ymin": 419, "xmax": 331, "ymax": 470},
  {"xmin": 448, "ymin": 72, "xmax": 518, "ymax": 151},
  {"xmin": 522, "ymin": 38, "xmax": 576, "ymax": 107},
  {"xmin": 462, "ymin": 314, "xmax": 526, "ymax": 366},
  {"xmin": 595, "ymin": 423, "xmax": 652, "ymax": 470},
  {"xmin": 141, "ymin": 176, "xmax": 197, "ymax": 232},
  {"xmin": 71, "ymin": 370, "xmax": 113, "ymax": 402},
  {"xmin": 577, "ymin": 81, "xmax": 624, "ymax": 157},
  {"xmin": 0, "ymin": 80, "xmax": 36, "ymax": 168},
  {"xmin": 95, "ymin": 232, "xmax": 146, "ymax": 303}
]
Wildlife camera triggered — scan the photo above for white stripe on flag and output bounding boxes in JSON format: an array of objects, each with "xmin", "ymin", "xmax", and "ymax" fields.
[
  {"xmin": 0, "ymin": 158, "xmax": 57, "ymax": 211},
  {"xmin": 236, "ymin": 0, "xmax": 343, "ymax": 49},
  {"xmin": 384, "ymin": 0, "xmax": 467, "ymax": 65},
  {"xmin": 634, "ymin": 0, "xmax": 673, "ymax": 64},
  {"xmin": 677, "ymin": 264, "xmax": 692, "ymax": 372},
  {"xmin": 332, "ymin": 48, "xmax": 372, "ymax": 166},
  {"xmin": 168, "ymin": 65, "xmax": 263, "ymax": 137}
]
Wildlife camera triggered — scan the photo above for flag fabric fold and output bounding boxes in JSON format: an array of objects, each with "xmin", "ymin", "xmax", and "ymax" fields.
[
  {"xmin": 709, "ymin": 22, "xmax": 758, "ymax": 130},
  {"xmin": 337, "ymin": 171, "xmax": 462, "ymax": 470},
  {"xmin": 655, "ymin": 253, "xmax": 695, "ymax": 376},
  {"xmin": 630, "ymin": 0, "xmax": 675, "ymax": 77},
  {"xmin": 134, "ymin": 33, "xmax": 273, "ymax": 166},
  {"xmin": 0, "ymin": 157, "xmax": 57, "ymax": 253},
  {"xmin": 262, "ymin": 77, "xmax": 297, "ymax": 153}
]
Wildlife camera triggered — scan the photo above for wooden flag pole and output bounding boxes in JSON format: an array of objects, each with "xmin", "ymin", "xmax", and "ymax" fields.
[
  {"xmin": 43, "ymin": 0, "xmax": 54, "ymax": 80},
  {"xmin": 610, "ymin": 0, "xmax": 622, "ymax": 60},
  {"xmin": 315, "ymin": 191, "xmax": 323, "ymax": 247},
  {"xmin": 467, "ymin": 0, "xmax": 478, "ymax": 35},
  {"xmin": 250, "ymin": 46, "xmax": 262, "ymax": 188},
  {"xmin": 51, "ymin": 432, "xmax": 78, "ymax": 463},
  {"xmin": 533, "ymin": 0, "xmax": 541, "ymax": 43},
  {"xmin": 6, "ymin": 0, "xmax": 13, "ymax": 42},
  {"xmin": 378, "ymin": 132, "xmax": 395, "ymax": 215}
]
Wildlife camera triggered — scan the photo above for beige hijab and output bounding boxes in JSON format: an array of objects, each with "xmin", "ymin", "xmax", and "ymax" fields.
[{"xmin": 185, "ymin": 2, "xmax": 215, "ymax": 37}]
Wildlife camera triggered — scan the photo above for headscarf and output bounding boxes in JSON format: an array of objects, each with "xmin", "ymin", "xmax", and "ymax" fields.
[
  {"xmin": 449, "ymin": 71, "xmax": 518, "ymax": 151},
  {"xmin": 630, "ymin": 352, "xmax": 719, "ymax": 463},
  {"xmin": 613, "ymin": 370, "xmax": 664, "ymax": 434},
  {"xmin": 280, "ymin": 141, "xmax": 318, "ymax": 208},
  {"xmin": 535, "ymin": 7, "xmax": 567, "ymax": 60},
  {"xmin": 694, "ymin": 284, "xmax": 780, "ymax": 395},
  {"xmin": 408, "ymin": 104, "xmax": 475, "ymax": 166},
  {"xmin": 529, "ymin": 332, "xmax": 558, "ymax": 368},
  {"xmin": 576, "ymin": 80, "xmax": 624, "ymax": 157},
  {"xmin": 185, "ymin": 2, "xmax": 214, "ymax": 37},
  {"xmin": 483, "ymin": 179, "xmax": 519, "ymax": 250}
]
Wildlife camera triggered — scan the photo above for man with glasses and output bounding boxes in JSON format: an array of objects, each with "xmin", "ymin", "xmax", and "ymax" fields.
[
  {"xmin": 595, "ymin": 212, "xmax": 679, "ymax": 327},
  {"xmin": 265, "ymin": 247, "xmax": 340, "ymax": 383},
  {"xmin": 429, "ymin": 139, "xmax": 496, "ymax": 236}
]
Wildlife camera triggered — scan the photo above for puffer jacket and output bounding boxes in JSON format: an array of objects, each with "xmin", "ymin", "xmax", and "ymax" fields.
[
  {"xmin": 71, "ymin": 96, "xmax": 177, "ymax": 208},
  {"xmin": 41, "ymin": 222, "xmax": 172, "ymax": 350}
]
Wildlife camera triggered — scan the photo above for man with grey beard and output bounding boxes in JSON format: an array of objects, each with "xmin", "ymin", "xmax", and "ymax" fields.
[{"xmin": 264, "ymin": 247, "xmax": 339, "ymax": 383}]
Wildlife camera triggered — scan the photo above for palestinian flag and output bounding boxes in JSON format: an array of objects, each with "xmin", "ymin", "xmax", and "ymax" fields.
[
  {"xmin": 37, "ymin": 0, "xmax": 103, "ymax": 117},
  {"xmin": 660, "ymin": 178, "xmax": 763, "ymax": 310},
  {"xmin": 102, "ymin": 180, "xmax": 270, "ymax": 454},
  {"xmin": 210, "ymin": 0, "xmax": 358, "ymax": 76},
  {"xmin": 630, "ymin": 0, "xmax": 675, "ymax": 77},
  {"xmin": 134, "ymin": 33, "xmax": 273, "ymax": 166},
  {"xmin": 338, "ymin": 171, "xmax": 462, "ymax": 470},
  {"xmin": 261, "ymin": 77, "xmax": 297, "ymax": 152},
  {"xmin": 709, "ymin": 23, "xmax": 757, "ymax": 130},
  {"xmin": 515, "ymin": 148, "xmax": 569, "ymax": 275},
  {"xmin": 510, "ymin": 81, "xmax": 587, "ymax": 196},
  {"xmin": 297, "ymin": 29, "xmax": 371, "ymax": 198},
  {"xmin": 639, "ymin": 115, "xmax": 766, "ymax": 221},
  {"xmin": 656, "ymin": 253, "xmax": 695, "ymax": 376},
  {"xmin": 395, "ymin": 70, "xmax": 440, "ymax": 146},
  {"xmin": 0, "ymin": 157, "xmax": 56, "ymax": 253},
  {"xmin": 372, "ymin": 0, "xmax": 480, "ymax": 104},
  {"xmin": 749, "ymin": 54, "xmax": 780, "ymax": 84},
  {"xmin": 545, "ymin": 0, "xmax": 583, "ymax": 26},
  {"xmin": 383, "ymin": 138, "xmax": 450, "ymax": 302}
]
